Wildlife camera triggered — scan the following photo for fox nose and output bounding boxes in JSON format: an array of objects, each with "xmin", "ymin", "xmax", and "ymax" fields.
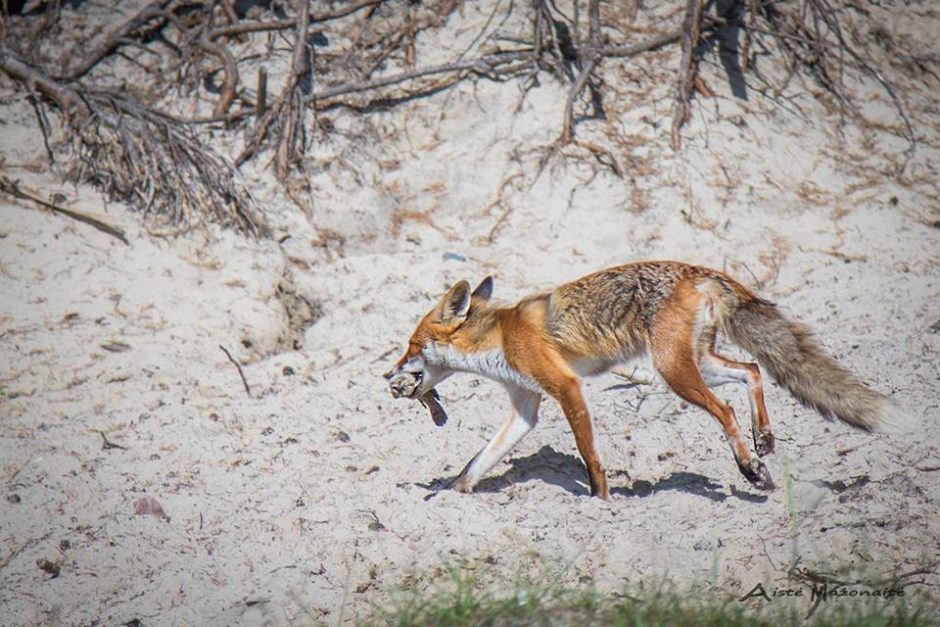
[{"xmin": 382, "ymin": 369, "xmax": 394, "ymax": 381}]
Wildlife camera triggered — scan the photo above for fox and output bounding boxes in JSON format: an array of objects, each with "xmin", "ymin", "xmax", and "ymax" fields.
[{"xmin": 384, "ymin": 261, "xmax": 899, "ymax": 499}]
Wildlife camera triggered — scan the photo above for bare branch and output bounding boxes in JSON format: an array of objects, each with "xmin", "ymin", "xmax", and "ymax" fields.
[
  {"xmin": 561, "ymin": 0, "xmax": 603, "ymax": 144},
  {"xmin": 67, "ymin": 0, "xmax": 174, "ymax": 79},
  {"xmin": 198, "ymin": 36, "xmax": 239, "ymax": 117},
  {"xmin": 275, "ymin": 0, "xmax": 311, "ymax": 181},
  {"xmin": 0, "ymin": 176, "xmax": 129, "ymax": 245},
  {"xmin": 0, "ymin": 42, "xmax": 90, "ymax": 120},
  {"xmin": 209, "ymin": 0, "xmax": 386, "ymax": 39},
  {"xmin": 672, "ymin": 0, "xmax": 704, "ymax": 151},
  {"xmin": 0, "ymin": 44, "xmax": 262, "ymax": 234},
  {"xmin": 305, "ymin": 51, "xmax": 535, "ymax": 104}
]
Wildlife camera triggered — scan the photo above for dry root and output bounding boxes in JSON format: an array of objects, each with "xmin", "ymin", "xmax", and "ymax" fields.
[{"xmin": 0, "ymin": 0, "xmax": 918, "ymax": 234}]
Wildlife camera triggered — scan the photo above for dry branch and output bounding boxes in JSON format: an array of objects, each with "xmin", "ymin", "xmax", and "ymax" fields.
[
  {"xmin": 275, "ymin": 0, "xmax": 311, "ymax": 181},
  {"xmin": 0, "ymin": 43, "xmax": 262, "ymax": 234},
  {"xmin": 0, "ymin": 176, "xmax": 129, "ymax": 245},
  {"xmin": 601, "ymin": 29, "xmax": 686, "ymax": 59},
  {"xmin": 672, "ymin": 0, "xmax": 704, "ymax": 150},
  {"xmin": 0, "ymin": 42, "xmax": 90, "ymax": 120},
  {"xmin": 741, "ymin": 0, "xmax": 915, "ymax": 167},
  {"xmin": 67, "ymin": 0, "xmax": 175, "ymax": 79},
  {"xmin": 219, "ymin": 345, "xmax": 251, "ymax": 398},
  {"xmin": 561, "ymin": 0, "xmax": 602, "ymax": 144},
  {"xmin": 209, "ymin": 0, "xmax": 386, "ymax": 39},
  {"xmin": 235, "ymin": 0, "xmax": 313, "ymax": 175},
  {"xmin": 304, "ymin": 50, "xmax": 535, "ymax": 104},
  {"xmin": 198, "ymin": 36, "xmax": 238, "ymax": 117}
]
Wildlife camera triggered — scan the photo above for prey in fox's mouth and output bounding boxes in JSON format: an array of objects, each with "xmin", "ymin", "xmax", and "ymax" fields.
[
  {"xmin": 387, "ymin": 369, "xmax": 423, "ymax": 399},
  {"xmin": 384, "ymin": 370, "xmax": 449, "ymax": 426}
]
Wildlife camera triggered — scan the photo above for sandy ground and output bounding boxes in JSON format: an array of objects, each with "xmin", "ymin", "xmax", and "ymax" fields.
[{"xmin": 2, "ymin": 1, "xmax": 939, "ymax": 625}]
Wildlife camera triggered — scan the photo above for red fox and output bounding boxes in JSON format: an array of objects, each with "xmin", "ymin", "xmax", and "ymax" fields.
[{"xmin": 384, "ymin": 261, "xmax": 899, "ymax": 499}]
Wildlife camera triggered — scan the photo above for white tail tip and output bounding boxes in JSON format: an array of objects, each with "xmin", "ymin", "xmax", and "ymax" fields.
[{"xmin": 875, "ymin": 399, "xmax": 916, "ymax": 435}]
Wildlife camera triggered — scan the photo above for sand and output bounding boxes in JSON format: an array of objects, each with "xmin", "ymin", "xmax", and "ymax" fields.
[{"xmin": 1, "ymin": 1, "xmax": 938, "ymax": 624}]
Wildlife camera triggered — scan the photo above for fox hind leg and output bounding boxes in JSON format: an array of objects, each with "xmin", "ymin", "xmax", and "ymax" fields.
[
  {"xmin": 655, "ymin": 356, "xmax": 774, "ymax": 490},
  {"xmin": 699, "ymin": 347, "xmax": 776, "ymax": 456},
  {"xmin": 651, "ymin": 304, "xmax": 774, "ymax": 490},
  {"xmin": 452, "ymin": 385, "xmax": 541, "ymax": 493}
]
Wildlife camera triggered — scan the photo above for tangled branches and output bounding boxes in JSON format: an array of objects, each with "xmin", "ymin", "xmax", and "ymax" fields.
[
  {"xmin": 0, "ymin": 42, "xmax": 262, "ymax": 234},
  {"xmin": 71, "ymin": 90, "xmax": 263, "ymax": 234},
  {"xmin": 0, "ymin": 0, "xmax": 920, "ymax": 235},
  {"xmin": 743, "ymin": 0, "xmax": 916, "ymax": 162}
]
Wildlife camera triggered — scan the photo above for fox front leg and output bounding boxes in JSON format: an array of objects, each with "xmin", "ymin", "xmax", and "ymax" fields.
[{"xmin": 452, "ymin": 386, "xmax": 541, "ymax": 493}]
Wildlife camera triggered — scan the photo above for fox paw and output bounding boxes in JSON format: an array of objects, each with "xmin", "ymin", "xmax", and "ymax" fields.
[
  {"xmin": 589, "ymin": 475, "xmax": 611, "ymax": 500},
  {"xmin": 451, "ymin": 476, "xmax": 474, "ymax": 494},
  {"xmin": 740, "ymin": 458, "xmax": 775, "ymax": 491},
  {"xmin": 755, "ymin": 431, "xmax": 776, "ymax": 457}
]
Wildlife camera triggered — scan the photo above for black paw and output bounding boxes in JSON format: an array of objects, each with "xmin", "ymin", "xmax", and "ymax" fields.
[
  {"xmin": 755, "ymin": 431, "xmax": 776, "ymax": 457},
  {"xmin": 739, "ymin": 457, "xmax": 775, "ymax": 491}
]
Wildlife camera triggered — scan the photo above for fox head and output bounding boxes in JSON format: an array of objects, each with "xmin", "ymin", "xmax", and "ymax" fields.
[{"xmin": 384, "ymin": 276, "xmax": 494, "ymax": 399}]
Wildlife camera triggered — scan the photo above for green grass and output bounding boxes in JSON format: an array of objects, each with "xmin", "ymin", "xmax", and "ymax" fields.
[{"xmin": 364, "ymin": 571, "xmax": 938, "ymax": 627}]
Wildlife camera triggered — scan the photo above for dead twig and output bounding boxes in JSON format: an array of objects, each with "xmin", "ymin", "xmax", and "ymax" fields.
[
  {"xmin": 562, "ymin": 59, "xmax": 599, "ymax": 143},
  {"xmin": 209, "ymin": 0, "xmax": 386, "ymax": 39},
  {"xmin": 98, "ymin": 430, "xmax": 128, "ymax": 451},
  {"xmin": 218, "ymin": 0, "xmax": 238, "ymax": 26},
  {"xmin": 66, "ymin": 0, "xmax": 175, "ymax": 79},
  {"xmin": 484, "ymin": 171, "xmax": 524, "ymax": 243},
  {"xmin": 612, "ymin": 366, "xmax": 653, "ymax": 386},
  {"xmin": 561, "ymin": 0, "xmax": 602, "ymax": 143},
  {"xmin": 236, "ymin": 0, "xmax": 312, "ymax": 174},
  {"xmin": 305, "ymin": 51, "xmax": 535, "ymax": 105},
  {"xmin": 739, "ymin": 0, "xmax": 914, "ymax": 168},
  {"xmin": 219, "ymin": 345, "xmax": 251, "ymax": 398},
  {"xmin": 255, "ymin": 67, "xmax": 267, "ymax": 118},
  {"xmin": 198, "ymin": 35, "xmax": 239, "ymax": 117},
  {"xmin": 672, "ymin": 0, "xmax": 704, "ymax": 150},
  {"xmin": 0, "ymin": 176, "xmax": 129, "ymax": 245},
  {"xmin": 811, "ymin": 0, "xmax": 916, "ymax": 169},
  {"xmin": 600, "ymin": 28, "xmax": 687, "ymax": 58},
  {"xmin": 0, "ymin": 42, "xmax": 90, "ymax": 120},
  {"xmin": 27, "ymin": 91, "xmax": 55, "ymax": 164},
  {"xmin": 0, "ymin": 44, "xmax": 262, "ymax": 234},
  {"xmin": 275, "ymin": 0, "xmax": 311, "ymax": 181}
]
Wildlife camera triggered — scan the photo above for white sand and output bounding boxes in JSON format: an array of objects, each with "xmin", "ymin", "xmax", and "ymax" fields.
[{"xmin": 1, "ymin": 1, "xmax": 938, "ymax": 624}]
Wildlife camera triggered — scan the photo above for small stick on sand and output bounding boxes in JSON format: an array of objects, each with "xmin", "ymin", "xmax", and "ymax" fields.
[
  {"xmin": 98, "ymin": 430, "xmax": 128, "ymax": 451},
  {"xmin": 0, "ymin": 177, "xmax": 129, "ymax": 245},
  {"xmin": 219, "ymin": 345, "xmax": 251, "ymax": 398}
]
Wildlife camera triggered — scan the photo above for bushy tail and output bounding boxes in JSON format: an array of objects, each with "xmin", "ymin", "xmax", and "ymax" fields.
[{"xmin": 724, "ymin": 297, "xmax": 895, "ymax": 431}]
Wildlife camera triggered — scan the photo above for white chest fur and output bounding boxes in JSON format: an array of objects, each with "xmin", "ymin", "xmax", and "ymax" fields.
[{"xmin": 423, "ymin": 344, "xmax": 541, "ymax": 392}]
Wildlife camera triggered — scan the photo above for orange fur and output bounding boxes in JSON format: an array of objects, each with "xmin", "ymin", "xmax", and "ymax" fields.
[{"xmin": 385, "ymin": 261, "xmax": 894, "ymax": 498}]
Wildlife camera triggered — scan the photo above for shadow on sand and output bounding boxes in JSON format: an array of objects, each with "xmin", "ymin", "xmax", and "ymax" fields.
[{"xmin": 418, "ymin": 445, "xmax": 767, "ymax": 503}]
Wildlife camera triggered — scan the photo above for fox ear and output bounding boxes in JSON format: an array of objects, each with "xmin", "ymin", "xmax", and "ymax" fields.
[
  {"xmin": 472, "ymin": 276, "xmax": 494, "ymax": 301},
  {"xmin": 435, "ymin": 280, "xmax": 472, "ymax": 324}
]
